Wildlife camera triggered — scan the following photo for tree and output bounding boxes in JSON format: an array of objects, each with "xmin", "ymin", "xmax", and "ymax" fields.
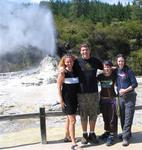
[
  {"xmin": 127, "ymin": 49, "xmax": 142, "ymax": 75},
  {"xmin": 131, "ymin": 0, "xmax": 142, "ymax": 20}
]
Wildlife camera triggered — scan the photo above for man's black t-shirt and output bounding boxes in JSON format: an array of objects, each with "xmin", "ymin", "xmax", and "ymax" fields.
[{"xmin": 74, "ymin": 57, "xmax": 103, "ymax": 93}]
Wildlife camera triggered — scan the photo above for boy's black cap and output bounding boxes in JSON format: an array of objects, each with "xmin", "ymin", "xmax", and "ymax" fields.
[{"xmin": 103, "ymin": 60, "xmax": 113, "ymax": 67}]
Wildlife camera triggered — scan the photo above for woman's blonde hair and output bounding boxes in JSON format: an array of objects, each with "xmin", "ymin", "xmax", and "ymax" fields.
[{"xmin": 58, "ymin": 54, "xmax": 76, "ymax": 69}]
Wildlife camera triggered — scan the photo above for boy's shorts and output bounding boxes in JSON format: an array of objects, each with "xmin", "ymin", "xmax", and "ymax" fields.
[{"xmin": 77, "ymin": 92, "xmax": 99, "ymax": 122}]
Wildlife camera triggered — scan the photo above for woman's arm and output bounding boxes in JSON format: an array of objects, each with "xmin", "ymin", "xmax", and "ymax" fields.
[
  {"xmin": 119, "ymin": 69, "xmax": 138, "ymax": 96},
  {"xmin": 57, "ymin": 70, "xmax": 65, "ymax": 108},
  {"xmin": 128, "ymin": 69, "xmax": 138, "ymax": 89},
  {"xmin": 119, "ymin": 86, "xmax": 133, "ymax": 96}
]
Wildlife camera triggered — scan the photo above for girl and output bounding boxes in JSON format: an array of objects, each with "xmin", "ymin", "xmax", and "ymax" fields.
[
  {"xmin": 116, "ymin": 54, "xmax": 138, "ymax": 146},
  {"xmin": 57, "ymin": 55, "xmax": 82, "ymax": 150}
]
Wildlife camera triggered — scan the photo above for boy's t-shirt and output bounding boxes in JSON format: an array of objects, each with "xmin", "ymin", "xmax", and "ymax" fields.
[{"xmin": 98, "ymin": 71, "xmax": 117, "ymax": 98}]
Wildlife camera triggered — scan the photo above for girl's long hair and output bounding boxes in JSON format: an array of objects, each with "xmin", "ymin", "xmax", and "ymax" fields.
[
  {"xmin": 116, "ymin": 53, "xmax": 129, "ymax": 71},
  {"xmin": 58, "ymin": 54, "xmax": 76, "ymax": 69}
]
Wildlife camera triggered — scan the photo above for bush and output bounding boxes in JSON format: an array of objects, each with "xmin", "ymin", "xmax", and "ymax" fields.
[{"xmin": 127, "ymin": 49, "xmax": 142, "ymax": 75}]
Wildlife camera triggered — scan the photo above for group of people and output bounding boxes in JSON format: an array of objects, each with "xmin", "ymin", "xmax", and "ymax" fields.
[{"xmin": 57, "ymin": 43, "xmax": 138, "ymax": 150}]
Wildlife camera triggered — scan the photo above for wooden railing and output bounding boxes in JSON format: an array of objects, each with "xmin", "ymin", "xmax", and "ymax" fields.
[{"xmin": 0, "ymin": 105, "xmax": 142, "ymax": 144}]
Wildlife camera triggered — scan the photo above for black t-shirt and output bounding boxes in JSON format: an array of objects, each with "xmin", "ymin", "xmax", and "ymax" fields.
[
  {"xmin": 97, "ymin": 71, "xmax": 117, "ymax": 98},
  {"xmin": 74, "ymin": 57, "xmax": 103, "ymax": 93}
]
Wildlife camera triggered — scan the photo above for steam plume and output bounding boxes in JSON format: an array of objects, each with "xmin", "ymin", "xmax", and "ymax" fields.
[{"xmin": 0, "ymin": 0, "xmax": 56, "ymax": 56}]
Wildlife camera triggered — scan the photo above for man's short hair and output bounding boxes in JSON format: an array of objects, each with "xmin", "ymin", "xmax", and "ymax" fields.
[{"xmin": 80, "ymin": 43, "xmax": 90, "ymax": 50}]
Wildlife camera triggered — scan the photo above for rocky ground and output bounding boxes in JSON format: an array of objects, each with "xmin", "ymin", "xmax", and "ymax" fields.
[
  {"xmin": 0, "ymin": 64, "xmax": 142, "ymax": 147},
  {"xmin": 0, "ymin": 79, "xmax": 141, "ymax": 135}
]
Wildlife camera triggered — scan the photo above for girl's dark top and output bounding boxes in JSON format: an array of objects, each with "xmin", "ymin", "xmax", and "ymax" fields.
[
  {"xmin": 116, "ymin": 66, "xmax": 138, "ymax": 93},
  {"xmin": 98, "ymin": 71, "xmax": 117, "ymax": 98},
  {"xmin": 62, "ymin": 69, "xmax": 79, "ymax": 115},
  {"xmin": 73, "ymin": 57, "xmax": 103, "ymax": 93}
]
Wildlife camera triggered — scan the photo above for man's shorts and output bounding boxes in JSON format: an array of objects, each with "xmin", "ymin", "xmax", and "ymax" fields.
[{"xmin": 77, "ymin": 92, "xmax": 99, "ymax": 122}]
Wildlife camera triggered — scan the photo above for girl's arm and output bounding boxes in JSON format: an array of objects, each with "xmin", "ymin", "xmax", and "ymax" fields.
[
  {"xmin": 57, "ymin": 70, "xmax": 65, "ymax": 108},
  {"xmin": 119, "ymin": 69, "xmax": 138, "ymax": 96},
  {"xmin": 119, "ymin": 86, "xmax": 133, "ymax": 96}
]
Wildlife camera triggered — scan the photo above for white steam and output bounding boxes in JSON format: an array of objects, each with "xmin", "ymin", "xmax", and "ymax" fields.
[{"xmin": 0, "ymin": 0, "xmax": 56, "ymax": 56}]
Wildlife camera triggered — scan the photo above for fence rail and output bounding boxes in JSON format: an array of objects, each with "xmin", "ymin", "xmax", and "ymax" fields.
[
  {"xmin": 0, "ymin": 111, "xmax": 63, "ymax": 121},
  {"xmin": 0, "ymin": 105, "xmax": 142, "ymax": 144},
  {"xmin": 0, "ymin": 108, "xmax": 65, "ymax": 144}
]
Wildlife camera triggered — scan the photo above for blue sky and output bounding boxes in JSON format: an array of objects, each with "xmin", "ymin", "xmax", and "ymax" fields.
[{"xmin": 8, "ymin": 0, "xmax": 134, "ymax": 5}]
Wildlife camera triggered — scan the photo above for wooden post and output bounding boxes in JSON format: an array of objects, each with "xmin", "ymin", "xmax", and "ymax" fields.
[{"xmin": 40, "ymin": 107, "xmax": 47, "ymax": 144}]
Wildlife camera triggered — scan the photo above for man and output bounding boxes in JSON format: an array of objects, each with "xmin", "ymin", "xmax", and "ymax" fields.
[{"xmin": 74, "ymin": 43, "xmax": 103, "ymax": 144}]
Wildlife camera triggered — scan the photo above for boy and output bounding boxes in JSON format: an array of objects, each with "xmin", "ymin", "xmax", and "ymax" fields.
[{"xmin": 98, "ymin": 60, "xmax": 118, "ymax": 146}]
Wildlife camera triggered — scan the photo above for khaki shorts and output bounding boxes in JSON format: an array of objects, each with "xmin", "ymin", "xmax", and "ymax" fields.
[{"xmin": 77, "ymin": 93, "xmax": 99, "ymax": 122}]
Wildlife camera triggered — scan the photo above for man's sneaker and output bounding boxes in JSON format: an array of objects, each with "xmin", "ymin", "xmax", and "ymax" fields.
[
  {"xmin": 99, "ymin": 132, "xmax": 110, "ymax": 140},
  {"xmin": 106, "ymin": 135, "xmax": 114, "ymax": 146},
  {"xmin": 88, "ymin": 133, "xmax": 99, "ymax": 144},
  {"xmin": 81, "ymin": 133, "xmax": 88, "ymax": 144},
  {"xmin": 122, "ymin": 139, "xmax": 129, "ymax": 146}
]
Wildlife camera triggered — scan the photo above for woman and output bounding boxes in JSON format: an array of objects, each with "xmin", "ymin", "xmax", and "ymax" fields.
[
  {"xmin": 116, "ymin": 54, "xmax": 138, "ymax": 146},
  {"xmin": 57, "ymin": 54, "xmax": 82, "ymax": 150},
  {"xmin": 98, "ymin": 60, "xmax": 118, "ymax": 146}
]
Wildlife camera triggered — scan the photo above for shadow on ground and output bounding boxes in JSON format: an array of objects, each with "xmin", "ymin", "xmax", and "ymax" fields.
[{"xmin": 0, "ymin": 131, "xmax": 142, "ymax": 149}]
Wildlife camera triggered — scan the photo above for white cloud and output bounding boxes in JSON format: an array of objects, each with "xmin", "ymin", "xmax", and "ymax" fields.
[{"xmin": 100, "ymin": 0, "xmax": 133, "ymax": 5}]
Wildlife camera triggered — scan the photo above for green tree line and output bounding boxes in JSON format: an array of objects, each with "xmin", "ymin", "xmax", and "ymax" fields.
[
  {"xmin": 1, "ymin": 0, "xmax": 142, "ymax": 75},
  {"xmin": 40, "ymin": 0, "xmax": 142, "ymax": 75}
]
